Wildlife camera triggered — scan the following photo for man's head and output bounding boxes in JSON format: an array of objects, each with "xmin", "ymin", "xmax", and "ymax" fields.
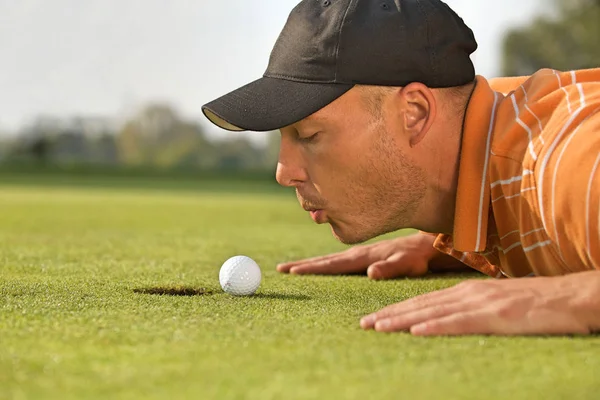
[
  {"xmin": 275, "ymin": 81, "xmax": 474, "ymax": 244},
  {"xmin": 201, "ymin": 0, "xmax": 478, "ymax": 243}
]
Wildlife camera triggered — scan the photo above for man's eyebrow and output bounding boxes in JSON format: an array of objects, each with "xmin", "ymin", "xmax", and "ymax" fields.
[{"xmin": 298, "ymin": 114, "xmax": 325, "ymax": 126}]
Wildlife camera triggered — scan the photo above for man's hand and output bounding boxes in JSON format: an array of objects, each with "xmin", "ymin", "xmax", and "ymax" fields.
[
  {"xmin": 360, "ymin": 270, "xmax": 600, "ymax": 336},
  {"xmin": 276, "ymin": 233, "xmax": 465, "ymax": 280}
]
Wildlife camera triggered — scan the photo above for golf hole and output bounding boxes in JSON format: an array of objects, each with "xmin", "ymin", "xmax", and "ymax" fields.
[{"xmin": 133, "ymin": 287, "xmax": 214, "ymax": 297}]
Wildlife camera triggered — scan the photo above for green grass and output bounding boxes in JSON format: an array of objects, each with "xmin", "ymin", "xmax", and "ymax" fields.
[{"xmin": 1, "ymin": 174, "xmax": 599, "ymax": 399}]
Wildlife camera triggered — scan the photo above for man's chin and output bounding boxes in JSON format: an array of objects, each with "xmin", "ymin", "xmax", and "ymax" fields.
[{"xmin": 329, "ymin": 224, "xmax": 373, "ymax": 246}]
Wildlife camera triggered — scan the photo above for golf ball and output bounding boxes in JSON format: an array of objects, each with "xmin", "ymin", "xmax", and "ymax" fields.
[{"xmin": 219, "ymin": 255, "xmax": 262, "ymax": 296}]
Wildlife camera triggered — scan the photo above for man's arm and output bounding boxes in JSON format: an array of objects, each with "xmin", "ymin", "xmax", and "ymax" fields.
[
  {"xmin": 360, "ymin": 107, "xmax": 600, "ymax": 336},
  {"xmin": 360, "ymin": 270, "xmax": 600, "ymax": 335},
  {"xmin": 277, "ymin": 231, "xmax": 474, "ymax": 279},
  {"xmin": 542, "ymin": 108, "xmax": 600, "ymax": 272},
  {"xmin": 488, "ymin": 75, "xmax": 530, "ymax": 95}
]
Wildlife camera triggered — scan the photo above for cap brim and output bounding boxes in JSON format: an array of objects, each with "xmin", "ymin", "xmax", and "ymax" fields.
[{"xmin": 202, "ymin": 77, "xmax": 353, "ymax": 132}]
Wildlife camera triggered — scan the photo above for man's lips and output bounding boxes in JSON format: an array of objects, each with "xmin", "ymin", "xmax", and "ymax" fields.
[
  {"xmin": 307, "ymin": 209, "xmax": 326, "ymax": 223},
  {"xmin": 300, "ymin": 196, "xmax": 327, "ymax": 223}
]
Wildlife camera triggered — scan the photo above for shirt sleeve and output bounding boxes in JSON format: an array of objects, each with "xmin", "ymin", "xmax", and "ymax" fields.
[
  {"xmin": 543, "ymin": 110, "xmax": 600, "ymax": 271},
  {"xmin": 488, "ymin": 76, "xmax": 530, "ymax": 95}
]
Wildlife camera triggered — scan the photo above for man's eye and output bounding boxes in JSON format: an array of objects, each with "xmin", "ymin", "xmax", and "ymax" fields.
[{"xmin": 298, "ymin": 132, "xmax": 320, "ymax": 143}]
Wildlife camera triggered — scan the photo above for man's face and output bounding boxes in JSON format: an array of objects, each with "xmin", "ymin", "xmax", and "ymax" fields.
[{"xmin": 276, "ymin": 86, "xmax": 427, "ymax": 245}]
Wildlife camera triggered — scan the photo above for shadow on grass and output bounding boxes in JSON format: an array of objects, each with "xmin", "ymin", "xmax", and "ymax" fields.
[
  {"xmin": 132, "ymin": 287, "xmax": 310, "ymax": 301},
  {"xmin": 299, "ymin": 271, "xmax": 483, "ymax": 281},
  {"xmin": 417, "ymin": 272, "xmax": 486, "ymax": 281},
  {"xmin": 133, "ymin": 287, "xmax": 214, "ymax": 296},
  {"xmin": 251, "ymin": 292, "xmax": 311, "ymax": 301}
]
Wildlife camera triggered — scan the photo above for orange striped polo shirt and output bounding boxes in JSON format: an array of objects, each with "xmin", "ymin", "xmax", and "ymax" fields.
[{"xmin": 433, "ymin": 67, "xmax": 600, "ymax": 278}]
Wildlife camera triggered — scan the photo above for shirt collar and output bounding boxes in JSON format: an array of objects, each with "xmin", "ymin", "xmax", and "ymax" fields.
[{"xmin": 451, "ymin": 76, "xmax": 502, "ymax": 252}]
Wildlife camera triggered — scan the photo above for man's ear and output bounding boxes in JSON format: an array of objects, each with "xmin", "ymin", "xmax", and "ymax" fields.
[{"xmin": 400, "ymin": 82, "xmax": 436, "ymax": 147}]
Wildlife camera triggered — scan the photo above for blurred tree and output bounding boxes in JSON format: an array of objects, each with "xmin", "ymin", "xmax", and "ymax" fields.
[
  {"xmin": 8, "ymin": 116, "xmax": 61, "ymax": 163},
  {"xmin": 3, "ymin": 116, "xmax": 120, "ymax": 165},
  {"xmin": 502, "ymin": 0, "xmax": 600, "ymax": 76},
  {"xmin": 29, "ymin": 136, "xmax": 51, "ymax": 164},
  {"xmin": 2, "ymin": 105, "xmax": 279, "ymax": 172},
  {"xmin": 215, "ymin": 137, "xmax": 267, "ymax": 171},
  {"xmin": 116, "ymin": 103, "xmax": 280, "ymax": 171},
  {"xmin": 0, "ymin": 136, "xmax": 11, "ymax": 162},
  {"xmin": 264, "ymin": 131, "xmax": 281, "ymax": 169},
  {"xmin": 89, "ymin": 133, "xmax": 119, "ymax": 165},
  {"xmin": 52, "ymin": 128, "xmax": 89, "ymax": 163},
  {"xmin": 117, "ymin": 104, "xmax": 212, "ymax": 168}
]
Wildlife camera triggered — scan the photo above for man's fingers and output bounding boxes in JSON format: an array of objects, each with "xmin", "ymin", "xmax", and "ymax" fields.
[
  {"xmin": 366, "ymin": 260, "xmax": 418, "ymax": 280},
  {"xmin": 366, "ymin": 260, "xmax": 399, "ymax": 280},
  {"xmin": 411, "ymin": 305, "xmax": 592, "ymax": 337},
  {"xmin": 276, "ymin": 252, "xmax": 347, "ymax": 273},
  {"xmin": 360, "ymin": 284, "xmax": 466, "ymax": 329},
  {"xmin": 409, "ymin": 309, "xmax": 498, "ymax": 336},
  {"xmin": 371, "ymin": 301, "xmax": 471, "ymax": 332},
  {"xmin": 367, "ymin": 254, "xmax": 427, "ymax": 280},
  {"xmin": 283, "ymin": 253, "xmax": 367, "ymax": 275}
]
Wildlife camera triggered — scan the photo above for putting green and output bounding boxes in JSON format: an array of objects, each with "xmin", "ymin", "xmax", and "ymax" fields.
[{"xmin": 0, "ymin": 178, "xmax": 598, "ymax": 399}]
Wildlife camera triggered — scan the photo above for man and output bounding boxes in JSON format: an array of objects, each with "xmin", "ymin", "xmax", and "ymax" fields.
[{"xmin": 202, "ymin": 0, "xmax": 600, "ymax": 336}]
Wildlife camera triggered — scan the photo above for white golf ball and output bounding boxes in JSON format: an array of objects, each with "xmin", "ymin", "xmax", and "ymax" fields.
[{"xmin": 219, "ymin": 255, "xmax": 262, "ymax": 296}]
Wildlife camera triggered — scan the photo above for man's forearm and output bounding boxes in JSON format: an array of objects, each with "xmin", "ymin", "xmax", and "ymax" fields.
[
  {"xmin": 564, "ymin": 270, "xmax": 600, "ymax": 333},
  {"xmin": 361, "ymin": 267, "xmax": 600, "ymax": 335}
]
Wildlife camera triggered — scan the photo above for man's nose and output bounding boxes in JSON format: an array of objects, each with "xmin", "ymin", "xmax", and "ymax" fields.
[{"xmin": 275, "ymin": 137, "xmax": 308, "ymax": 188}]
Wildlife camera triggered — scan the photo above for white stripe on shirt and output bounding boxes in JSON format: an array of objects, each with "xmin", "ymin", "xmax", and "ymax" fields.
[
  {"xmin": 538, "ymin": 85, "xmax": 586, "ymax": 233},
  {"xmin": 475, "ymin": 92, "xmax": 500, "ymax": 251},
  {"xmin": 512, "ymin": 94, "xmax": 538, "ymax": 161},
  {"xmin": 587, "ymin": 154, "xmax": 600, "ymax": 266},
  {"xmin": 550, "ymin": 112, "xmax": 586, "ymax": 263},
  {"xmin": 524, "ymin": 240, "xmax": 552, "ymax": 252},
  {"xmin": 525, "ymin": 104, "xmax": 545, "ymax": 145},
  {"xmin": 491, "ymin": 170, "xmax": 533, "ymax": 189},
  {"xmin": 554, "ymin": 70, "xmax": 572, "ymax": 114}
]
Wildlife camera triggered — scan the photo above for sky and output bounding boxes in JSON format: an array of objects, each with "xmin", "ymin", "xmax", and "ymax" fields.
[{"xmin": 0, "ymin": 0, "xmax": 543, "ymax": 138}]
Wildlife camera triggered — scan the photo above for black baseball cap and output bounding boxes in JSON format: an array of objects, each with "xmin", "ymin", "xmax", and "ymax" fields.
[{"xmin": 202, "ymin": 0, "xmax": 477, "ymax": 132}]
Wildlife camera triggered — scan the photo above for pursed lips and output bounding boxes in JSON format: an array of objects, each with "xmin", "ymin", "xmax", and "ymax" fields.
[
  {"xmin": 298, "ymin": 193, "xmax": 327, "ymax": 223},
  {"xmin": 302, "ymin": 205, "xmax": 326, "ymax": 223}
]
